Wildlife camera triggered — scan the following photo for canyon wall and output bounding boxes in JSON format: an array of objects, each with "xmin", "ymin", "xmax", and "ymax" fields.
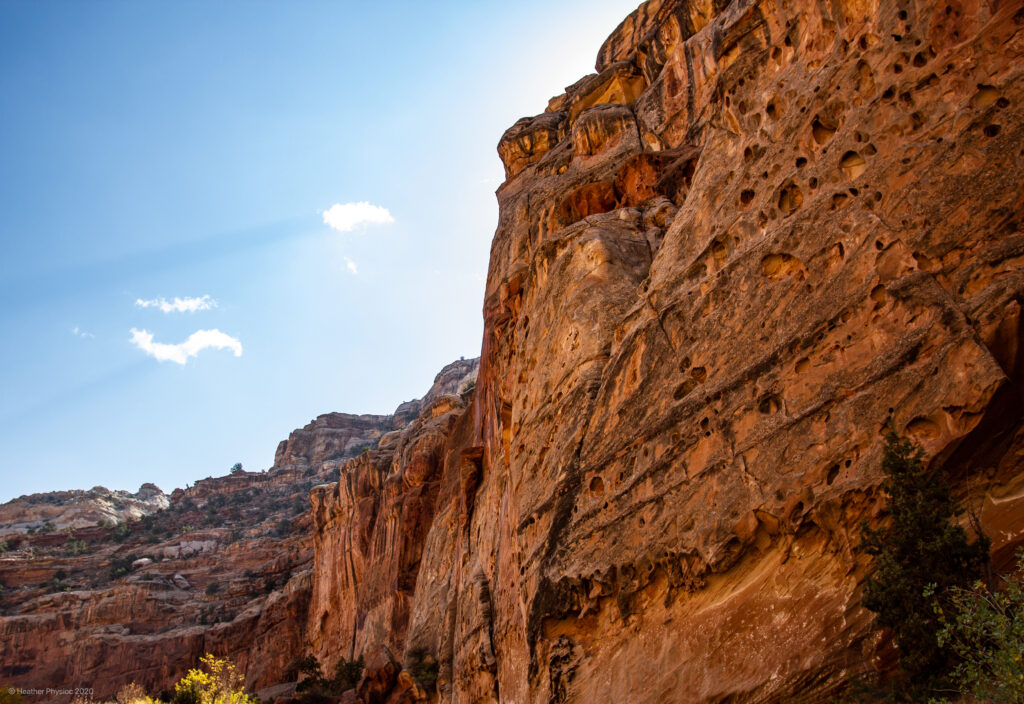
[
  {"xmin": 3, "ymin": 0, "xmax": 1024, "ymax": 702},
  {"xmin": 0, "ymin": 360, "xmax": 478, "ymax": 702},
  {"xmin": 307, "ymin": 0, "xmax": 1024, "ymax": 701}
]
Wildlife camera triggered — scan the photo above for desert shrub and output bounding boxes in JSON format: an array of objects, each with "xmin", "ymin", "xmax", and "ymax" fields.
[
  {"xmin": 39, "ymin": 521, "xmax": 56, "ymax": 533},
  {"xmin": 932, "ymin": 549, "xmax": 1024, "ymax": 703},
  {"xmin": 230, "ymin": 463, "xmax": 244, "ymax": 474},
  {"xmin": 288, "ymin": 653, "xmax": 363, "ymax": 701},
  {"xmin": 205, "ymin": 582, "xmax": 221, "ymax": 596},
  {"xmin": 0, "ymin": 690, "xmax": 23, "ymax": 704},
  {"xmin": 0, "ymin": 539, "xmax": 8, "ymax": 554},
  {"xmin": 331, "ymin": 656, "xmax": 363, "ymax": 692},
  {"xmin": 174, "ymin": 654, "xmax": 254, "ymax": 704},
  {"xmin": 116, "ymin": 682, "xmax": 152, "ymax": 704},
  {"xmin": 65, "ymin": 539, "xmax": 88, "ymax": 556},
  {"xmin": 860, "ymin": 432, "xmax": 989, "ymax": 699},
  {"xmin": 406, "ymin": 646, "xmax": 438, "ymax": 690},
  {"xmin": 273, "ymin": 519, "xmax": 292, "ymax": 538},
  {"xmin": 113, "ymin": 522, "xmax": 132, "ymax": 541},
  {"xmin": 109, "ymin": 555, "xmax": 135, "ymax": 580},
  {"xmin": 460, "ymin": 379, "xmax": 476, "ymax": 394}
]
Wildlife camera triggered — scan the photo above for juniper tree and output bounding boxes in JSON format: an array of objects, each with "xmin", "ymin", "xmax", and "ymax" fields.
[{"xmin": 861, "ymin": 431, "xmax": 989, "ymax": 697}]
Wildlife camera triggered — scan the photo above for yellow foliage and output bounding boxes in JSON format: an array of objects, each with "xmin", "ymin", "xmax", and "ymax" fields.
[
  {"xmin": 116, "ymin": 682, "xmax": 156, "ymax": 704},
  {"xmin": 175, "ymin": 654, "xmax": 255, "ymax": 704}
]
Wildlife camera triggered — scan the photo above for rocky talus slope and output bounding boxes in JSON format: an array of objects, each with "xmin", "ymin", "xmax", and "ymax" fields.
[{"xmin": 3, "ymin": 0, "xmax": 1024, "ymax": 701}]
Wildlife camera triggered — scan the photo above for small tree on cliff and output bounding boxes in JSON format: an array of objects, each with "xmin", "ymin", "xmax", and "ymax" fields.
[{"xmin": 860, "ymin": 431, "xmax": 989, "ymax": 697}]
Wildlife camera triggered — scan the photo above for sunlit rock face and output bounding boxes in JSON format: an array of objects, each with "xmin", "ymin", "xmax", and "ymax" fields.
[{"xmin": 397, "ymin": 0, "xmax": 1024, "ymax": 701}]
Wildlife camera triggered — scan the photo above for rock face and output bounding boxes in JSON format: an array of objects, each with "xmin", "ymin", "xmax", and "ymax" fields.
[
  {"xmin": 0, "ymin": 485, "xmax": 169, "ymax": 536},
  {"xmin": 0, "ymin": 360, "xmax": 478, "ymax": 702},
  {"xmin": 308, "ymin": 1, "xmax": 1024, "ymax": 702},
  {"xmin": 4, "ymin": 2, "xmax": 1024, "ymax": 702}
]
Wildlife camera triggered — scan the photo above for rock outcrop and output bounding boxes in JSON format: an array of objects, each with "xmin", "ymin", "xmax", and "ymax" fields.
[
  {"xmin": 0, "ymin": 360, "xmax": 478, "ymax": 702},
  {"xmin": 0, "ymin": 485, "xmax": 168, "ymax": 536},
  {"xmin": 308, "ymin": 0, "xmax": 1024, "ymax": 701},
  {"xmin": 4, "ymin": 1, "xmax": 1024, "ymax": 702}
]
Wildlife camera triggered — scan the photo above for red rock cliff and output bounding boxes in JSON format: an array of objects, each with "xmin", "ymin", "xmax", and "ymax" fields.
[{"xmin": 310, "ymin": 0, "xmax": 1024, "ymax": 701}]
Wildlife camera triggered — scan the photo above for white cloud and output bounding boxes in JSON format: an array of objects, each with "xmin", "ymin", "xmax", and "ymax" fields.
[
  {"xmin": 322, "ymin": 201, "xmax": 394, "ymax": 233},
  {"xmin": 135, "ymin": 295, "xmax": 217, "ymax": 314},
  {"xmin": 344, "ymin": 257, "xmax": 358, "ymax": 275},
  {"xmin": 129, "ymin": 328, "xmax": 243, "ymax": 365},
  {"xmin": 71, "ymin": 326, "xmax": 94, "ymax": 339}
]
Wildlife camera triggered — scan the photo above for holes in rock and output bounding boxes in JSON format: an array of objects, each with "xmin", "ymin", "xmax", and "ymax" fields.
[
  {"xmin": 907, "ymin": 416, "xmax": 940, "ymax": 440},
  {"xmin": 691, "ymin": 366, "xmax": 708, "ymax": 382},
  {"xmin": 897, "ymin": 9, "xmax": 908, "ymax": 19},
  {"xmin": 744, "ymin": 146, "xmax": 754, "ymax": 162},
  {"xmin": 864, "ymin": 143, "xmax": 878, "ymax": 156},
  {"xmin": 882, "ymin": 87, "xmax": 896, "ymax": 100},
  {"xmin": 679, "ymin": 356, "xmax": 691, "ymax": 371},
  {"xmin": 983, "ymin": 124, "xmax": 1001, "ymax": 138},
  {"xmin": 875, "ymin": 239, "xmax": 885, "ymax": 250},
  {"xmin": 700, "ymin": 417, "xmax": 710, "ymax": 429},
  {"xmin": 893, "ymin": 63, "xmax": 903, "ymax": 74},
  {"xmin": 766, "ymin": 99, "xmax": 780, "ymax": 120},
  {"xmin": 589, "ymin": 476, "xmax": 605, "ymax": 494},
  {"xmin": 812, "ymin": 117, "xmax": 837, "ymax": 144},
  {"xmin": 912, "ymin": 52, "xmax": 928, "ymax": 67},
  {"xmin": 740, "ymin": 189, "xmax": 756, "ymax": 206},
  {"xmin": 997, "ymin": 97, "xmax": 1010, "ymax": 108},
  {"xmin": 796, "ymin": 156, "xmax": 807, "ymax": 168},
  {"xmin": 809, "ymin": 177, "xmax": 819, "ymax": 189},
  {"xmin": 777, "ymin": 182, "xmax": 803, "ymax": 215},
  {"xmin": 826, "ymin": 464, "xmax": 840, "ymax": 485},
  {"xmin": 871, "ymin": 284, "xmax": 887, "ymax": 306},
  {"xmin": 711, "ymin": 238, "xmax": 728, "ymax": 264},
  {"xmin": 795, "ymin": 357, "xmax": 810, "ymax": 373},
  {"xmin": 831, "ymin": 193, "xmax": 850, "ymax": 209},
  {"xmin": 840, "ymin": 150, "xmax": 867, "ymax": 179},
  {"xmin": 760, "ymin": 253, "xmax": 805, "ymax": 279},
  {"xmin": 674, "ymin": 379, "xmax": 697, "ymax": 399}
]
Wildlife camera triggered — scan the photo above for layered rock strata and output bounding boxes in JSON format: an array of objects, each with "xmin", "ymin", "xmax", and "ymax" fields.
[{"xmin": 0, "ymin": 360, "xmax": 478, "ymax": 702}]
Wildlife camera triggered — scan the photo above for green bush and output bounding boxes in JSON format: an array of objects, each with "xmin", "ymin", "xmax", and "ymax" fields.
[
  {"xmin": 331, "ymin": 656, "xmax": 363, "ymax": 692},
  {"xmin": 406, "ymin": 646, "xmax": 438, "ymax": 691},
  {"xmin": 109, "ymin": 555, "xmax": 136, "ymax": 580},
  {"xmin": 932, "ymin": 549, "xmax": 1024, "ymax": 703},
  {"xmin": 860, "ymin": 432, "xmax": 989, "ymax": 698}
]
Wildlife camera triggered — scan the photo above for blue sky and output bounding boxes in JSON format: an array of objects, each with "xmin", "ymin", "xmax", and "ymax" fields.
[{"xmin": 0, "ymin": 0, "xmax": 640, "ymax": 501}]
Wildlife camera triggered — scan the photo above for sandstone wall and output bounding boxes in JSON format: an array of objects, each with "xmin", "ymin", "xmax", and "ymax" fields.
[{"xmin": 395, "ymin": 0, "xmax": 1024, "ymax": 701}]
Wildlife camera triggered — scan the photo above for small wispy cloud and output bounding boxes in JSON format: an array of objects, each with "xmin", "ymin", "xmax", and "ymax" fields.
[
  {"xmin": 135, "ymin": 295, "xmax": 217, "ymax": 314},
  {"xmin": 322, "ymin": 201, "xmax": 394, "ymax": 233},
  {"xmin": 71, "ymin": 326, "xmax": 94, "ymax": 339},
  {"xmin": 129, "ymin": 328, "xmax": 243, "ymax": 365},
  {"xmin": 344, "ymin": 257, "xmax": 358, "ymax": 275}
]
